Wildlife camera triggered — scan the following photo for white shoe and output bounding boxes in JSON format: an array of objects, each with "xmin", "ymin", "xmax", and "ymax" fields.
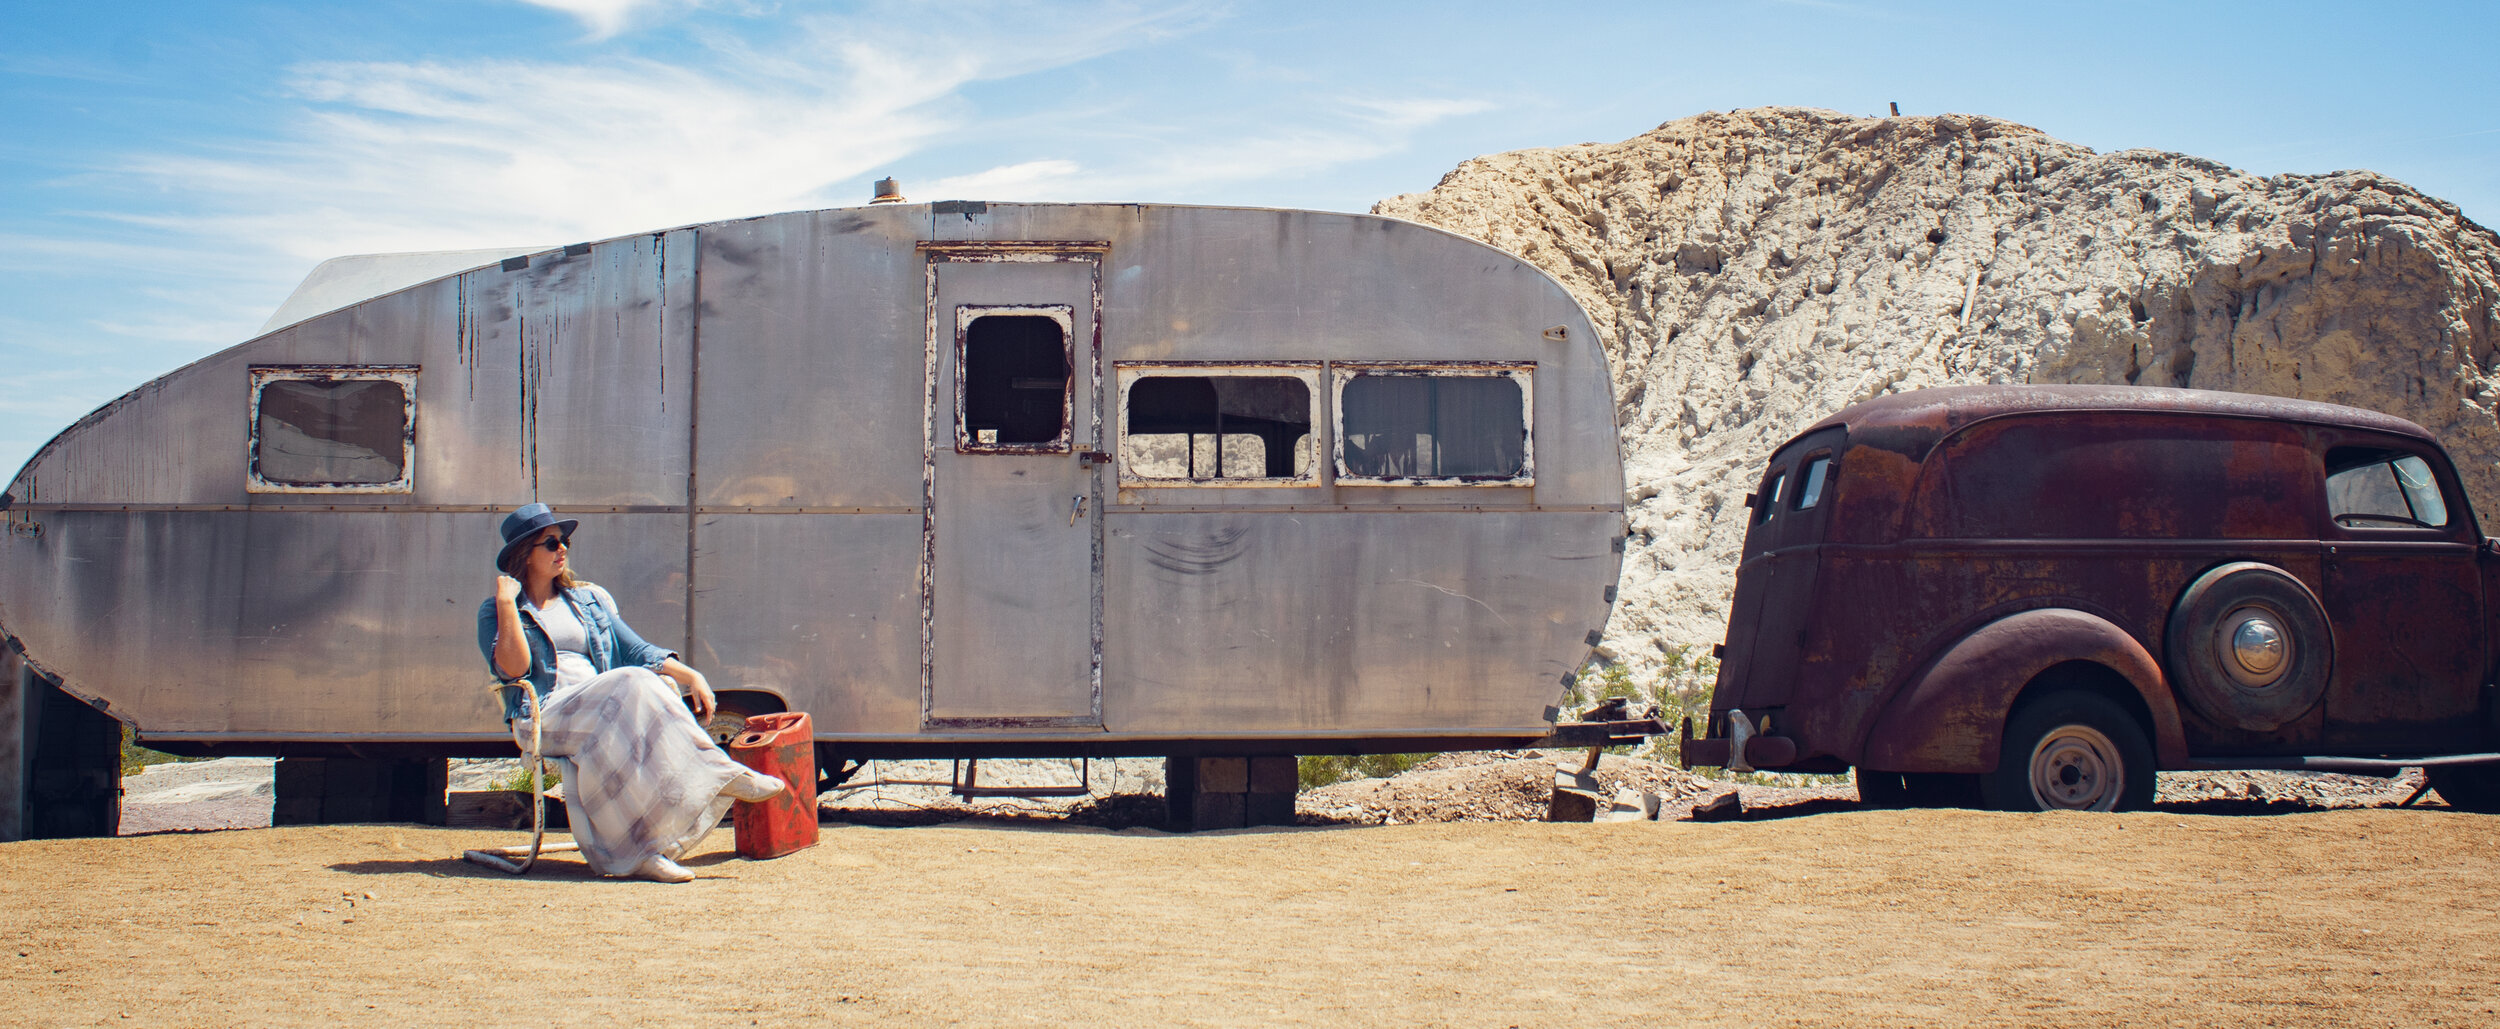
[
  {"xmin": 632, "ymin": 854, "xmax": 694, "ymax": 883},
  {"xmin": 724, "ymin": 767, "xmax": 787, "ymax": 803}
]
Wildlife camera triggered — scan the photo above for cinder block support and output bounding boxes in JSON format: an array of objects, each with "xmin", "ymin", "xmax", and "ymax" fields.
[
  {"xmin": 274, "ymin": 757, "xmax": 448, "ymax": 826},
  {"xmin": 1246, "ymin": 756, "xmax": 1297, "ymax": 827},
  {"xmin": 1166, "ymin": 755, "xmax": 1300, "ymax": 831}
]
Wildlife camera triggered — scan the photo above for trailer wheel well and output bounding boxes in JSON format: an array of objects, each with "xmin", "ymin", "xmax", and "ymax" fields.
[{"xmin": 703, "ymin": 690, "xmax": 787, "ymax": 746}]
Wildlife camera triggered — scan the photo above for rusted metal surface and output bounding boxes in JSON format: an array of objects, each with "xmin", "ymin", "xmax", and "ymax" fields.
[
  {"xmin": 1855, "ymin": 608, "xmax": 2187, "ymax": 772},
  {"xmin": 0, "ymin": 204, "xmax": 1621, "ymax": 758},
  {"xmin": 1694, "ymin": 384, "xmax": 2495, "ymax": 778},
  {"xmin": 1535, "ymin": 717, "xmax": 1666, "ymax": 748}
]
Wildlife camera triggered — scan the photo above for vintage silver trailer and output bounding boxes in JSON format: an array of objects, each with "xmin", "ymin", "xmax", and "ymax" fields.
[{"xmin": 0, "ymin": 201, "xmax": 1628, "ymax": 833}]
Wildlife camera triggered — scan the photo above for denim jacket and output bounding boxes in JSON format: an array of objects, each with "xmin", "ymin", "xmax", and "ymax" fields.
[{"xmin": 475, "ymin": 582, "xmax": 676, "ymax": 721}]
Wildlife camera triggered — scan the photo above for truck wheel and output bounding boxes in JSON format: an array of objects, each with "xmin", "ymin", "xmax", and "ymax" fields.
[
  {"xmin": 2165, "ymin": 562, "xmax": 2331, "ymax": 731},
  {"xmin": 1982, "ymin": 690, "xmax": 2155, "ymax": 812},
  {"xmin": 2428, "ymin": 764, "xmax": 2500, "ymax": 813}
]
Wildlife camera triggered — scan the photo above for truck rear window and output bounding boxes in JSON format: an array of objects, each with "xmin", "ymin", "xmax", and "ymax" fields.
[{"xmin": 2327, "ymin": 450, "xmax": 2449, "ymax": 528}]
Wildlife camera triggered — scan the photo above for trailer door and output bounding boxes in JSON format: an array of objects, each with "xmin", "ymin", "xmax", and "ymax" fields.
[{"xmin": 922, "ymin": 246, "xmax": 1105, "ymax": 728}]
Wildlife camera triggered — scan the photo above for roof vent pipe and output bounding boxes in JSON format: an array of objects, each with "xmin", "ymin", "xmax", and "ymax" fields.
[{"xmin": 870, "ymin": 177, "xmax": 906, "ymax": 204}]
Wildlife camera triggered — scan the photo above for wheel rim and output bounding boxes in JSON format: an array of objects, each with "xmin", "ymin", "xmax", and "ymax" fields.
[
  {"xmin": 2215, "ymin": 605, "xmax": 2291, "ymax": 689},
  {"xmin": 705, "ymin": 710, "xmax": 754, "ymax": 747},
  {"xmin": 2028, "ymin": 724, "xmax": 2124, "ymax": 811}
]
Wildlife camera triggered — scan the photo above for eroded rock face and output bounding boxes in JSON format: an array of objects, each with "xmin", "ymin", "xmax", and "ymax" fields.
[{"xmin": 1375, "ymin": 106, "xmax": 2500, "ymax": 674}]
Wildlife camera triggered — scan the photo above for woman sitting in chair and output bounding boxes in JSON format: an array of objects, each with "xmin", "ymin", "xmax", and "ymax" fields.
[{"xmin": 477, "ymin": 503, "xmax": 784, "ymax": 883}]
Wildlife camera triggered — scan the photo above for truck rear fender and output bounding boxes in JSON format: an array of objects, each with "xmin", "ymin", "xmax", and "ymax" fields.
[{"xmin": 1857, "ymin": 608, "xmax": 2188, "ymax": 772}]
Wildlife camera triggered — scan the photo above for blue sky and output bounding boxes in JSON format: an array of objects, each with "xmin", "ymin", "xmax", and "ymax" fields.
[{"xmin": 4, "ymin": 0, "xmax": 2495, "ymax": 478}]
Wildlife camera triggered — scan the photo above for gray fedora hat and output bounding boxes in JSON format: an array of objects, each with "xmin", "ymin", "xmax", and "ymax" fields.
[{"xmin": 495, "ymin": 503, "xmax": 579, "ymax": 573}]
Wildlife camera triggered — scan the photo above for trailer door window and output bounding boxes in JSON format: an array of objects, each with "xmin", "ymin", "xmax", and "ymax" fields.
[
  {"xmin": 1117, "ymin": 365, "xmax": 1319, "ymax": 485},
  {"xmin": 1334, "ymin": 364, "xmax": 1532, "ymax": 485},
  {"xmin": 247, "ymin": 366, "xmax": 417, "ymax": 493},
  {"xmin": 958, "ymin": 307, "xmax": 1072, "ymax": 452}
]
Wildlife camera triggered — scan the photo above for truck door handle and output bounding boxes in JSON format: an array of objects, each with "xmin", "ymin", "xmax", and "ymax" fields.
[{"xmin": 1070, "ymin": 495, "xmax": 1089, "ymax": 525}]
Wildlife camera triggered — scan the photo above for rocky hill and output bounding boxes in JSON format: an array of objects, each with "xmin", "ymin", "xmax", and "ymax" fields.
[{"xmin": 1375, "ymin": 106, "xmax": 2500, "ymax": 676}]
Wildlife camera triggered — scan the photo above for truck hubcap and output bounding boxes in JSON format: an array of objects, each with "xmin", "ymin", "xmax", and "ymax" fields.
[
  {"xmin": 2218, "ymin": 608, "xmax": 2289, "ymax": 688},
  {"xmin": 2029, "ymin": 724, "xmax": 2123, "ymax": 811}
]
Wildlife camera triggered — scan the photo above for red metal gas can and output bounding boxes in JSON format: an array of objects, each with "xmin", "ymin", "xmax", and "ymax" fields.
[{"xmin": 727, "ymin": 711, "xmax": 819, "ymax": 859}]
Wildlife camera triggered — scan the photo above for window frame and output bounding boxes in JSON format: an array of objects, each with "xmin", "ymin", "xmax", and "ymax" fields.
[
  {"xmin": 1114, "ymin": 361, "xmax": 1323, "ymax": 488},
  {"xmin": 1793, "ymin": 453, "xmax": 1833, "ymax": 511},
  {"xmin": 954, "ymin": 303, "xmax": 1075, "ymax": 455},
  {"xmin": 1329, "ymin": 361, "xmax": 1535, "ymax": 487},
  {"xmin": 2325, "ymin": 446, "xmax": 2459, "ymax": 535},
  {"xmin": 246, "ymin": 365, "xmax": 418, "ymax": 495}
]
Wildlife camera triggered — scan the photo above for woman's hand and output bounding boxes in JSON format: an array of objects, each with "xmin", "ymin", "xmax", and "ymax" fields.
[
  {"xmin": 660, "ymin": 657, "xmax": 715, "ymax": 720},
  {"xmin": 490, "ymin": 575, "xmax": 531, "ymax": 680}
]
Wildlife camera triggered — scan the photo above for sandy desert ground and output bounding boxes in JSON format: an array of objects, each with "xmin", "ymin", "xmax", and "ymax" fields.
[{"xmin": 11, "ymin": 798, "xmax": 2499, "ymax": 1028}]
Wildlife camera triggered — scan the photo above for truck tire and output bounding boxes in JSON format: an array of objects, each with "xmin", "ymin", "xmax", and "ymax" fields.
[
  {"xmin": 2165, "ymin": 562, "xmax": 2331, "ymax": 732},
  {"xmin": 2428, "ymin": 764, "xmax": 2500, "ymax": 813},
  {"xmin": 1982, "ymin": 690, "xmax": 2155, "ymax": 812}
]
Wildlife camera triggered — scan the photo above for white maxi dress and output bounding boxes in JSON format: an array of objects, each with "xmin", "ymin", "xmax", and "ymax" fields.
[{"xmin": 512, "ymin": 596, "xmax": 744, "ymax": 876}]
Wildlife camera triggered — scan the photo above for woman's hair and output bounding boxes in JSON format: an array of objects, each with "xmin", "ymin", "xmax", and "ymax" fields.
[{"xmin": 501, "ymin": 536, "xmax": 580, "ymax": 592}]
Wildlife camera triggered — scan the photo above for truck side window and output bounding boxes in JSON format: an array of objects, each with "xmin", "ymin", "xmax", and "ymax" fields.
[
  {"xmin": 960, "ymin": 312, "xmax": 1070, "ymax": 449},
  {"xmin": 248, "ymin": 366, "xmax": 416, "ymax": 493},
  {"xmin": 1794, "ymin": 456, "xmax": 1831, "ymax": 510},
  {"xmin": 1754, "ymin": 470, "xmax": 1784, "ymax": 524},
  {"xmin": 2327, "ymin": 450, "xmax": 2450, "ymax": 528},
  {"xmin": 1117, "ymin": 366, "xmax": 1318, "ymax": 484},
  {"xmin": 1334, "ymin": 363, "xmax": 1533, "ymax": 484}
]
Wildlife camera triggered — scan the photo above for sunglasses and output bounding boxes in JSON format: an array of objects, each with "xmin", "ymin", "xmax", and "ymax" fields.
[{"xmin": 533, "ymin": 535, "xmax": 571, "ymax": 553}]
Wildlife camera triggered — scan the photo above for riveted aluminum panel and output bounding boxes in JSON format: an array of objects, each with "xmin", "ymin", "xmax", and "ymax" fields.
[
  {"xmin": 1101, "ymin": 510, "xmax": 1619, "ymax": 734},
  {"xmin": 422, "ymin": 232, "xmax": 698, "ymax": 507},
  {"xmin": 686, "ymin": 513, "xmax": 923, "ymax": 734},
  {"xmin": 693, "ymin": 210, "xmax": 927, "ymax": 509},
  {"xmin": 0, "ymin": 510, "xmax": 685, "ymax": 737}
]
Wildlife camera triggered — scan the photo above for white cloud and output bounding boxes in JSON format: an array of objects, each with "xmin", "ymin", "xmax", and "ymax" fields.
[
  {"xmin": 916, "ymin": 160, "xmax": 1088, "ymax": 200},
  {"xmin": 109, "ymin": 2, "xmax": 1226, "ymax": 264},
  {"xmin": 1341, "ymin": 96, "xmax": 1497, "ymax": 130},
  {"xmin": 515, "ymin": 0, "xmax": 694, "ymax": 40}
]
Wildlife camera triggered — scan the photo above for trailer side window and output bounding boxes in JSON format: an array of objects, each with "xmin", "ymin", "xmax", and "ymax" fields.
[
  {"xmin": 1117, "ymin": 365, "xmax": 1319, "ymax": 485},
  {"xmin": 958, "ymin": 308, "xmax": 1071, "ymax": 452},
  {"xmin": 247, "ymin": 366, "xmax": 417, "ymax": 493},
  {"xmin": 1333, "ymin": 364, "xmax": 1533, "ymax": 485}
]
